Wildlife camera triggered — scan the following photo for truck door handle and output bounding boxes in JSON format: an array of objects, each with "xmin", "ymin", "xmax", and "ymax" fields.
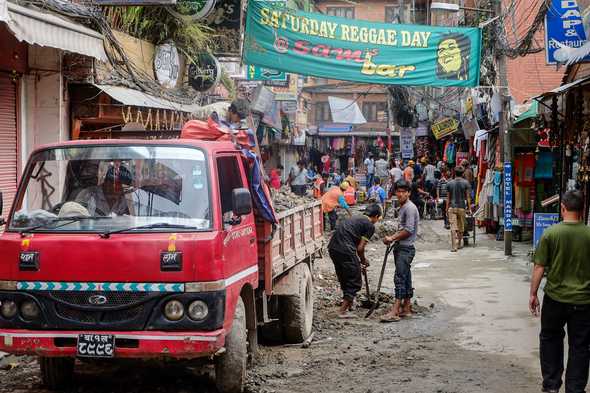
[{"xmin": 250, "ymin": 237, "xmax": 256, "ymax": 244}]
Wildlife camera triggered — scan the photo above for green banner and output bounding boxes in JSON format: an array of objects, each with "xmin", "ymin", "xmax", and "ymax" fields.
[
  {"xmin": 247, "ymin": 65, "xmax": 288, "ymax": 81},
  {"xmin": 243, "ymin": 1, "xmax": 482, "ymax": 87}
]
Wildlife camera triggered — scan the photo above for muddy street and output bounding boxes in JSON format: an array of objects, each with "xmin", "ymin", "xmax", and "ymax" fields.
[{"xmin": 0, "ymin": 219, "xmax": 542, "ymax": 393}]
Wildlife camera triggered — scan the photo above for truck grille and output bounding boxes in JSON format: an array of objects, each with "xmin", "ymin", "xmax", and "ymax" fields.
[
  {"xmin": 50, "ymin": 291, "xmax": 150, "ymax": 307},
  {"xmin": 55, "ymin": 303, "xmax": 146, "ymax": 324}
]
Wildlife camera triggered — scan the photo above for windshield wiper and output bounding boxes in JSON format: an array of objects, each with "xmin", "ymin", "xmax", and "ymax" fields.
[
  {"xmin": 100, "ymin": 222, "xmax": 201, "ymax": 239},
  {"xmin": 18, "ymin": 216, "xmax": 113, "ymax": 236}
]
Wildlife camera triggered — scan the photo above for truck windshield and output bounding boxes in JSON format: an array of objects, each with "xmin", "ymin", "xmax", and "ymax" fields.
[{"xmin": 9, "ymin": 145, "xmax": 211, "ymax": 233}]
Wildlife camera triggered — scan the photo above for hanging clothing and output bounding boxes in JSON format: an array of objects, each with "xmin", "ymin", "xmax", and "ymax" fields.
[
  {"xmin": 492, "ymin": 171, "xmax": 502, "ymax": 205},
  {"xmin": 535, "ymin": 151, "xmax": 553, "ymax": 179}
]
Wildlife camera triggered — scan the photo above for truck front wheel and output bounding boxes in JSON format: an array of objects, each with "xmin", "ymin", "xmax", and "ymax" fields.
[
  {"xmin": 39, "ymin": 357, "xmax": 74, "ymax": 389},
  {"xmin": 281, "ymin": 262, "xmax": 314, "ymax": 343},
  {"xmin": 215, "ymin": 297, "xmax": 247, "ymax": 393}
]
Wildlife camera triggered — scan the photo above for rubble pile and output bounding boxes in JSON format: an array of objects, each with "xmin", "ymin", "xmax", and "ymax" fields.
[
  {"xmin": 272, "ymin": 186, "xmax": 315, "ymax": 213},
  {"xmin": 373, "ymin": 219, "xmax": 398, "ymax": 239}
]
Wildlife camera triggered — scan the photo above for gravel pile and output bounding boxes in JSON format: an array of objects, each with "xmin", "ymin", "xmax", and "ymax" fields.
[{"xmin": 272, "ymin": 186, "xmax": 316, "ymax": 213}]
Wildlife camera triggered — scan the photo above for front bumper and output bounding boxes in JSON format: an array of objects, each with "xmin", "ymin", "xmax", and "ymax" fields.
[{"xmin": 0, "ymin": 329, "xmax": 225, "ymax": 358}]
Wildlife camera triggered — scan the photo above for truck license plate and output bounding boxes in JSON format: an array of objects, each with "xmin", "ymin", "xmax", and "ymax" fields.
[{"xmin": 77, "ymin": 334, "xmax": 115, "ymax": 358}]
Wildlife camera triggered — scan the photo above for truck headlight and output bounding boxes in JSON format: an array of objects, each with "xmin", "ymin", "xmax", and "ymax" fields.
[
  {"xmin": 1, "ymin": 300, "xmax": 17, "ymax": 319},
  {"xmin": 20, "ymin": 300, "xmax": 40, "ymax": 320},
  {"xmin": 188, "ymin": 300, "xmax": 209, "ymax": 321},
  {"xmin": 164, "ymin": 300, "xmax": 184, "ymax": 321}
]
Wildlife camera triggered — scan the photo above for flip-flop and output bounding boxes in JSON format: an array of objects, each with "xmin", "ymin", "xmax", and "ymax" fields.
[{"xmin": 380, "ymin": 315, "xmax": 401, "ymax": 323}]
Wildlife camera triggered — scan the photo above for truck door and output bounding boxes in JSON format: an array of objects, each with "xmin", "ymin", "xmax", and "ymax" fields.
[{"xmin": 216, "ymin": 154, "xmax": 257, "ymax": 278}]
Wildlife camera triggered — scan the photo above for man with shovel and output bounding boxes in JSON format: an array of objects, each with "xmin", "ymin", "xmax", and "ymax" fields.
[
  {"xmin": 328, "ymin": 204, "xmax": 383, "ymax": 318},
  {"xmin": 381, "ymin": 180, "xmax": 420, "ymax": 322}
]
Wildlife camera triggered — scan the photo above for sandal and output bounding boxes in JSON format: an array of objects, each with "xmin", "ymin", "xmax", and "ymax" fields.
[{"xmin": 380, "ymin": 314, "xmax": 401, "ymax": 323}]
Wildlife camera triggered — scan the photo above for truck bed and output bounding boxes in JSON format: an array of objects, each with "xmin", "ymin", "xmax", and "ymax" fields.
[{"xmin": 256, "ymin": 201, "xmax": 323, "ymax": 294}]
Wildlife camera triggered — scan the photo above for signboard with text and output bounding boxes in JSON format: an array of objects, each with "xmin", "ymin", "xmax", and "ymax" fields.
[
  {"xmin": 243, "ymin": 0, "xmax": 482, "ymax": 87},
  {"xmin": 247, "ymin": 65, "xmax": 288, "ymax": 82},
  {"xmin": 545, "ymin": 0, "xmax": 590, "ymax": 64},
  {"xmin": 533, "ymin": 213, "xmax": 560, "ymax": 249},
  {"xmin": 431, "ymin": 117, "xmax": 459, "ymax": 139},
  {"xmin": 504, "ymin": 163, "xmax": 513, "ymax": 231},
  {"xmin": 400, "ymin": 127, "xmax": 414, "ymax": 159}
]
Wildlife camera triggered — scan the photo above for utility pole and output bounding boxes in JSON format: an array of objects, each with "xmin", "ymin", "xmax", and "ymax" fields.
[{"xmin": 493, "ymin": 0, "xmax": 512, "ymax": 256}]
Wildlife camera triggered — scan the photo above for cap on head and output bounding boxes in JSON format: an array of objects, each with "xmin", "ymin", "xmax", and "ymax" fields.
[
  {"xmin": 364, "ymin": 203, "xmax": 382, "ymax": 218},
  {"xmin": 340, "ymin": 181, "xmax": 350, "ymax": 190},
  {"xmin": 408, "ymin": 160, "xmax": 415, "ymax": 166},
  {"xmin": 460, "ymin": 159, "xmax": 469, "ymax": 167},
  {"xmin": 395, "ymin": 179, "xmax": 411, "ymax": 191}
]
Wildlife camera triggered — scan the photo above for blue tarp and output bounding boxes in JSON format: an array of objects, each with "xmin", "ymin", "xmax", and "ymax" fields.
[{"xmin": 242, "ymin": 149, "xmax": 278, "ymax": 224}]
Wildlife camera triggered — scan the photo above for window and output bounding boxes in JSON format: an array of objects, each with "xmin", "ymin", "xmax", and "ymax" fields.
[
  {"xmin": 315, "ymin": 102, "xmax": 332, "ymax": 122},
  {"xmin": 414, "ymin": 1, "xmax": 428, "ymax": 24},
  {"xmin": 10, "ymin": 145, "xmax": 212, "ymax": 233},
  {"xmin": 326, "ymin": 6, "xmax": 355, "ymax": 19},
  {"xmin": 216, "ymin": 156, "xmax": 243, "ymax": 216},
  {"xmin": 385, "ymin": 2, "xmax": 412, "ymax": 23},
  {"xmin": 362, "ymin": 102, "xmax": 387, "ymax": 122}
]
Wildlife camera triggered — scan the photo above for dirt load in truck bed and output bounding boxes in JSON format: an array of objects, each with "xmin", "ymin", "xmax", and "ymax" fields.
[{"xmin": 271, "ymin": 186, "xmax": 316, "ymax": 213}]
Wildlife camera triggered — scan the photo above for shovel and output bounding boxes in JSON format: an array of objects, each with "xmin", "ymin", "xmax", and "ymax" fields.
[
  {"xmin": 359, "ymin": 269, "xmax": 373, "ymax": 309},
  {"xmin": 365, "ymin": 243, "xmax": 395, "ymax": 318}
]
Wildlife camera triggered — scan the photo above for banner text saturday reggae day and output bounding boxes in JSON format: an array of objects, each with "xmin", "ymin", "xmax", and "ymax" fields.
[{"xmin": 259, "ymin": 7, "xmax": 433, "ymax": 48}]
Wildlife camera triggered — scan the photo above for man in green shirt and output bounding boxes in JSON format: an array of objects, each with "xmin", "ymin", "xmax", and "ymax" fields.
[{"xmin": 530, "ymin": 190, "xmax": 590, "ymax": 393}]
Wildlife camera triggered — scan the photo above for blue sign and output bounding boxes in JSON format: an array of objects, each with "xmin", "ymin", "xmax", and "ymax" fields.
[
  {"xmin": 504, "ymin": 162, "xmax": 513, "ymax": 231},
  {"xmin": 545, "ymin": 0, "xmax": 590, "ymax": 64},
  {"xmin": 533, "ymin": 213, "xmax": 560, "ymax": 249}
]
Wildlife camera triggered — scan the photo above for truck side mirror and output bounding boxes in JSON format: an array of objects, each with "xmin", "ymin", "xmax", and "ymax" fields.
[{"xmin": 232, "ymin": 188, "xmax": 252, "ymax": 216}]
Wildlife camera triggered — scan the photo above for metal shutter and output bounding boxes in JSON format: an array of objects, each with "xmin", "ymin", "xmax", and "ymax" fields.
[{"xmin": 0, "ymin": 73, "xmax": 17, "ymax": 214}]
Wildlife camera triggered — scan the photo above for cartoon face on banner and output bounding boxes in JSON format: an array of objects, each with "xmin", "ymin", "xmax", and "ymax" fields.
[{"xmin": 436, "ymin": 34, "xmax": 470, "ymax": 81}]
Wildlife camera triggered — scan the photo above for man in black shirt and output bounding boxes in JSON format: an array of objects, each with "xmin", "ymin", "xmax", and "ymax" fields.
[{"xmin": 328, "ymin": 204, "xmax": 382, "ymax": 318}]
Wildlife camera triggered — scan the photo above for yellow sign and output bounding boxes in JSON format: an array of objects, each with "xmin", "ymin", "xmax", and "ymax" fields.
[{"xmin": 431, "ymin": 118, "xmax": 459, "ymax": 140}]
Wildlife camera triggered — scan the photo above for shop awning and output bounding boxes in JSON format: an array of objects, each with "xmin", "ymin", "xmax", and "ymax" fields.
[
  {"xmin": 0, "ymin": 0, "xmax": 107, "ymax": 62},
  {"xmin": 534, "ymin": 76, "xmax": 590, "ymax": 102},
  {"xmin": 513, "ymin": 101, "xmax": 538, "ymax": 125},
  {"xmin": 94, "ymin": 84, "xmax": 202, "ymax": 113}
]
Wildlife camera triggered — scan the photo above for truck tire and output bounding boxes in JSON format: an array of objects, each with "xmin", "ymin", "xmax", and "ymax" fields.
[
  {"xmin": 39, "ymin": 357, "xmax": 74, "ymax": 390},
  {"xmin": 215, "ymin": 297, "xmax": 247, "ymax": 393},
  {"xmin": 281, "ymin": 263, "xmax": 314, "ymax": 343}
]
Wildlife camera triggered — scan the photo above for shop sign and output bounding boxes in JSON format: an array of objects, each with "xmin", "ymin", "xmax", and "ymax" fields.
[
  {"xmin": 281, "ymin": 101, "xmax": 298, "ymax": 113},
  {"xmin": 533, "ymin": 213, "xmax": 560, "ymax": 249},
  {"xmin": 188, "ymin": 53, "xmax": 221, "ymax": 92},
  {"xmin": 504, "ymin": 162, "xmax": 513, "ymax": 232},
  {"xmin": 251, "ymin": 85, "xmax": 275, "ymax": 114},
  {"xmin": 415, "ymin": 122, "xmax": 429, "ymax": 137},
  {"xmin": 166, "ymin": 0, "xmax": 217, "ymax": 21},
  {"xmin": 244, "ymin": 0, "xmax": 482, "ymax": 87},
  {"xmin": 206, "ymin": 0, "xmax": 239, "ymax": 28},
  {"xmin": 400, "ymin": 127, "xmax": 414, "ymax": 159},
  {"xmin": 274, "ymin": 92, "xmax": 297, "ymax": 101},
  {"xmin": 247, "ymin": 65, "xmax": 288, "ymax": 82},
  {"xmin": 154, "ymin": 42, "xmax": 180, "ymax": 89},
  {"xmin": 545, "ymin": 0, "xmax": 590, "ymax": 64},
  {"xmin": 431, "ymin": 117, "xmax": 458, "ymax": 139}
]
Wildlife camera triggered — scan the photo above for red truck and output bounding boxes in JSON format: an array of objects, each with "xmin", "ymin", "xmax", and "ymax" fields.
[{"xmin": 0, "ymin": 138, "xmax": 323, "ymax": 393}]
